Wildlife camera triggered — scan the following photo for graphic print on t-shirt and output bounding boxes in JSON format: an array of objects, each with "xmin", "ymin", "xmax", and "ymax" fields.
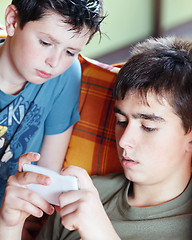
[
  {"xmin": 0, "ymin": 125, "xmax": 13, "ymax": 180},
  {"xmin": 0, "ymin": 86, "xmax": 45, "ymax": 205},
  {"xmin": 0, "ymin": 95, "xmax": 43, "ymax": 180}
]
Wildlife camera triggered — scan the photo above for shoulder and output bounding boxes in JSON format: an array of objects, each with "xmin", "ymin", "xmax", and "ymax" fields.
[
  {"xmin": 58, "ymin": 57, "xmax": 81, "ymax": 84},
  {"xmin": 92, "ymin": 173, "xmax": 127, "ymax": 203}
]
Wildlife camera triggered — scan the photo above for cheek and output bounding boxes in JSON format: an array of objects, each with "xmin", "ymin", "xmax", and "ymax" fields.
[
  {"xmin": 59, "ymin": 58, "xmax": 76, "ymax": 73},
  {"xmin": 136, "ymin": 133, "xmax": 165, "ymax": 158},
  {"xmin": 143, "ymin": 133, "xmax": 177, "ymax": 164},
  {"xmin": 15, "ymin": 42, "xmax": 38, "ymax": 66},
  {"xmin": 22, "ymin": 49, "xmax": 37, "ymax": 64}
]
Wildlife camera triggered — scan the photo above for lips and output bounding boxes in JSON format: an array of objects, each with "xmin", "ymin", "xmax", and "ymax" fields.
[
  {"xmin": 36, "ymin": 69, "xmax": 52, "ymax": 79},
  {"xmin": 121, "ymin": 157, "xmax": 138, "ymax": 168}
]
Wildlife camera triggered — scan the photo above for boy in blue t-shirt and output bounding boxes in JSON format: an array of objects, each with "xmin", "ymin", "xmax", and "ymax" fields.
[{"xmin": 0, "ymin": 0, "xmax": 104, "ymax": 206}]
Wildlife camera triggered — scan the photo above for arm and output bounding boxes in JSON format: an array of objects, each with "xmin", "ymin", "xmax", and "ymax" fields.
[
  {"xmin": 0, "ymin": 153, "xmax": 54, "ymax": 240},
  {"xmin": 57, "ymin": 166, "xmax": 121, "ymax": 240},
  {"xmin": 37, "ymin": 58, "xmax": 81, "ymax": 172},
  {"xmin": 38, "ymin": 125, "xmax": 73, "ymax": 172}
]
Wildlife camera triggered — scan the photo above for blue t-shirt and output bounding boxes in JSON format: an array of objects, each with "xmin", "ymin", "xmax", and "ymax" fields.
[{"xmin": 0, "ymin": 58, "xmax": 81, "ymax": 204}]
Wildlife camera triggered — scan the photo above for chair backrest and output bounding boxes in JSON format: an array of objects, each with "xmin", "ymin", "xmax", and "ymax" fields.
[{"xmin": 64, "ymin": 54, "xmax": 124, "ymax": 175}]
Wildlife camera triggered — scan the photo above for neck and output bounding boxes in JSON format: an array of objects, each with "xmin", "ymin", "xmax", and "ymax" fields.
[{"xmin": 128, "ymin": 168, "xmax": 191, "ymax": 207}]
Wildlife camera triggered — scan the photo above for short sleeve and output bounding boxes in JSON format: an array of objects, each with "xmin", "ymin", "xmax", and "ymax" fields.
[{"xmin": 44, "ymin": 58, "xmax": 81, "ymax": 135}]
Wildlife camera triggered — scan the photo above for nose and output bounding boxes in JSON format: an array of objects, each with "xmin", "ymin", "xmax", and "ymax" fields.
[
  {"xmin": 118, "ymin": 123, "xmax": 137, "ymax": 150},
  {"xmin": 45, "ymin": 50, "xmax": 61, "ymax": 68}
]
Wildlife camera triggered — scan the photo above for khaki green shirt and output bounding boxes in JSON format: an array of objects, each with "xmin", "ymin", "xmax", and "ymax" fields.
[{"xmin": 37, "ymin": 173, "xmax": 192, "ymax": 240}]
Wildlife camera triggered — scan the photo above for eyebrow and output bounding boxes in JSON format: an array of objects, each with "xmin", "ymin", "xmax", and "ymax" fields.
[
  {"xmin": 40, "ymin": 33, "xmax": 82, "ymax": 52},
  {"xmin": 67, "ymin": 47, "xmax": 82, "ymax": 52},
  {"xmin": 113, "ymin": 106, "xmax": 165, "ymax": 122},
  {"xmin": 41, "ymin": 33, "xmax": 60, "ymax": 44}
]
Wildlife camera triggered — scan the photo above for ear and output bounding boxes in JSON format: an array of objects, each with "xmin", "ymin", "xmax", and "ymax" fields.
[
  {"xmin": 5, "ymin": 4, "xmax": 19, "ymax": 37},
  {"xmin": 185, "ymin": 131, "xmax": 192, "ymax": 152}
]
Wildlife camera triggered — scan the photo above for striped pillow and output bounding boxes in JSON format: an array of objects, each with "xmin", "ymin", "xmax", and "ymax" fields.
[{"xmin": 64, "ymin": 54, "xmax": 123, "ymax": 175}]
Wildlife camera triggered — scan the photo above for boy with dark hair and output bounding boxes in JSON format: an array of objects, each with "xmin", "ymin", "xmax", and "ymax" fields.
[
  {"xmin": 0, "ymin": 0, "xmax": 104, "ymax": 206},
  {"xmin": 1, "ymin": 36, "xmax": 192, "ymax": 240}
]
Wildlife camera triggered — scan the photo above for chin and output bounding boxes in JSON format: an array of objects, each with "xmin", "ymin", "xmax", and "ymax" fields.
[
  {"xmin": 124, "ymin": 171, "xmax": 134, "ymax": 182},
  {"xmin": 123, "ymin": 170, "xmax": 143, "ymax": 184}
]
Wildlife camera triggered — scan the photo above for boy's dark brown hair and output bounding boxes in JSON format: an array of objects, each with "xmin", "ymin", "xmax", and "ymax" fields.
[
  {"xmin": 11, "ymin": 0, "xmax": 105, "ymax": 41},
  {"xmin": 113, "ymin": 37, "xmax": 192, "ymax": 133}
]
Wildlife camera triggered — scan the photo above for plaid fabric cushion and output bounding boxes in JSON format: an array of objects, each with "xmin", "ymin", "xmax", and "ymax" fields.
[{"xmin": 64, "ymin": 54, "xmax": 124, "ymax": 175}]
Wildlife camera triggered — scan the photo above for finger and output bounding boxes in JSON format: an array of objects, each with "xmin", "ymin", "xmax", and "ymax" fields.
[
  {"xmin": 5, "ymin": 185, "xmax": 54, "ymax": 216},
  {"xmin": 59, "ymin": 198, "xmax": 80, "ymax": 218},
  {"xmin": 19, "ymin": 192, "xmax": 54, "ymax": 216},
  {"xmin": 8, "ymin": 171, "xmax": 51, "ymax": 187},
  {"xmin": 60, "ymin": 211, "xmax": 79, "ymax": 231},
  {"xmin": 15, "ymin": 197, "xmax": 44, "ymax": 218},
  {"xmin": 60, "ymin": 166, "xmax": 95, "ymax": 191},
  {"xmin": 59, "ymin": 189, "xmax": 84, "ymax": 207},
  {"xmin": 18, "ymin": 152, "xmax": 40, "ymax": 172},
  {"xmin": 59, "ymin": 189, "xmax": 99, "ymax": 218},
  {"xmin": 2, "ymin": 188, "xmax": 43, "ymax": 225}
]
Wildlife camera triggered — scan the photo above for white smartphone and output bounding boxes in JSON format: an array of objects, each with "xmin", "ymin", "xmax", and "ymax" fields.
[{"xmin": 23, "ymin": 164, "xmax": 79, "ymax": 205}]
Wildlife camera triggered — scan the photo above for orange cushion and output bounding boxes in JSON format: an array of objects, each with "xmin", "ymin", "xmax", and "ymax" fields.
[{"xmin": 64, "ymin": 54, "xmax": 124, "ymax": 175}]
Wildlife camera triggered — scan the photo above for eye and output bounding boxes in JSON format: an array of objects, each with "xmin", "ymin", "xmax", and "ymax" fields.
[
  {"xmin": 142, "ymin": 125, "xmax": 157, "ymax": 132},
  {"xmin": 65, "ymin": 50, "xmax": 75, "ymax": 57},
  {"xmin": 39, "ymin": 40, "xmax": 51, "ymax": 47},
  {"xmin": 116, "ymin": 120, "xmax": 128, "ymax": 127}
]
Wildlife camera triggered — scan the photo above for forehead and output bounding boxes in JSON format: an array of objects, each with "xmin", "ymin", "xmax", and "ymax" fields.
[
  {"xmin": 21, "ymin": 11, "xmax": 91, "ymax": 48},
  {"xmin": 25, "ymin": 10, "xmax": 90, "ymax": 38},
  {"xmin": 115, "ymin": 91, "xmax": 177, "ymax": 120}
]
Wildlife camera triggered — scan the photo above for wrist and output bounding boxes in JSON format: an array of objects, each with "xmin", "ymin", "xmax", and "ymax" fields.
[{"xmin": 0, "ymin": 218, "xmax": 24, "ymax": 240}]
